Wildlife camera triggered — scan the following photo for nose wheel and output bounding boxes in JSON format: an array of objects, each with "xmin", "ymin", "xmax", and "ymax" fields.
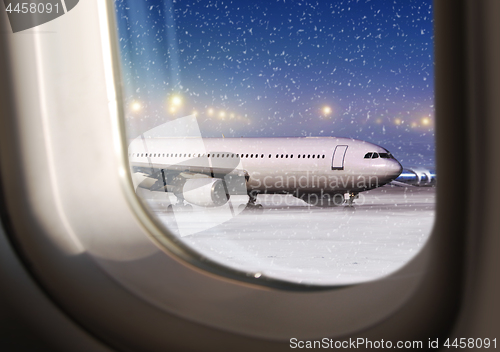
[{"xmin": 346, "ymin": 192, "xmax": 359, "ymax": 206}]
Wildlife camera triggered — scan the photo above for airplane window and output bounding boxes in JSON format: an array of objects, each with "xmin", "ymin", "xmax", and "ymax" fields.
[{"xmin": 116, "ymin": 0, "xmax": 435, "ymax": 286}]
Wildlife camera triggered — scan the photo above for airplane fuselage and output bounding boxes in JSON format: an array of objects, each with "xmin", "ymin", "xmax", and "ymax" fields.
[{"xmin": 128, "ymin": 137, "xmax": 403, "ymax": 199}]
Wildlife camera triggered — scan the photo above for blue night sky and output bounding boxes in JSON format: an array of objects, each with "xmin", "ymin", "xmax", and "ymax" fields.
[{"xmin": 114, "ymin": 0, "xmax": 434, "ymax": 166}]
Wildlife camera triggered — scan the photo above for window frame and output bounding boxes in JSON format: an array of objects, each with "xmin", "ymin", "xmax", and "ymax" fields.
[{"xmin": 0, "ymin": 0, "xmax": 479, "ymax": 350}]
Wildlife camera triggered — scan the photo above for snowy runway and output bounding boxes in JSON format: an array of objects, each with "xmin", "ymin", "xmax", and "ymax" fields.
[{"xmin": 140, "ymin": 186, "xmax": 435, "ymax": 285}]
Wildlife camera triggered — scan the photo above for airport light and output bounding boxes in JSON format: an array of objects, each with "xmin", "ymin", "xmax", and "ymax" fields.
[
  {"xmin": 421, "ymin": 116, "xmax": 431, "ymax": 126},
  {"xmin": 219, "ymin": 111, "xmax": 226, "ymax": 119},
  {"xmin": 322, "ymin": 106, "xmax": 332, "ymax": 116},
  {"xmin": 131, "ymin": 101, "xmax": 141, "ymax": 112},
  {"xmin": 394, "ymin": 118, "xmax": 402, "ymax": 125},
  {"xmin": 208, "ymin": 108, "xmax": 214, "ymax": 116},
  {"xmin": 171, "ymin": 95, "xmax": 182, "ymax": 107},
  {"xmin": 166, "ymin": 94, "xmax": 183, "ymax": 114}
]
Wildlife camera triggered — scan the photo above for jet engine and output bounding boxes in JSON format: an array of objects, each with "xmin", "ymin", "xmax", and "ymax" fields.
[{"xmin": 182, "ymin": 178, "xmax": 229, "ymax": 207}]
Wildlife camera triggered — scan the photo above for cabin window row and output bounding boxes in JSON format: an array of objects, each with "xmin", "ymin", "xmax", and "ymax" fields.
[{"xmin": 128, "ymin": 153, "xmax": 327, "ymax": 159}]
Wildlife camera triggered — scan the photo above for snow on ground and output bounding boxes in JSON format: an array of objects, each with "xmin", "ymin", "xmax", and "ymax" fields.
[{"xmin": 140, "ymin": 185, "xmax": 435, "ymax": 285}]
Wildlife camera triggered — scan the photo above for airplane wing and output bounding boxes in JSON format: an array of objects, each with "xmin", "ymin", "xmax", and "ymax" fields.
[{"xmin": 130, "ymin": 158, "xmax": 249, "ymax": 194}]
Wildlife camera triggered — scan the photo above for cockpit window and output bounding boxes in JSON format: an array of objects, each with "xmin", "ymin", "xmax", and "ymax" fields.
[{"xmin": 114, "ymin": 0, "xmax": 435, "ymax": 287}]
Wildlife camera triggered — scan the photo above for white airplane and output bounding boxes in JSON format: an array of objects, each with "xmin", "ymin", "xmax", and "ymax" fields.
[{"xmin": 128, "ymin": 134, "xmax": 403, "ymax": 208}]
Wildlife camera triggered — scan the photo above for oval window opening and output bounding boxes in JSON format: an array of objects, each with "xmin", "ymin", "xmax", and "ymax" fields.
[{"xmin": 115, "ymin": 0, "xmax": 435, "ymax": 286}]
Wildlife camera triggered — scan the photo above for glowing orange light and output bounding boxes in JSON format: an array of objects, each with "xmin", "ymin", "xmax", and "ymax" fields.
[
  {"xmin": 131, "ymin": 101, "xmax": 141, "ymax": 112},
  {"xmin": 171, "ymin": 95, "xmax": 182, "ymax": 106},
  {"xmin": 421, "ymin": 117, "xmax": 431, "ymax": 126}
]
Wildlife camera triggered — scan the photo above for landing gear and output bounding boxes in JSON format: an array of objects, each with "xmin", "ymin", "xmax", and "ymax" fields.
[
  {"xmin": 243, "ymin": 191, "xmax": 264, "ymax": 211},
  {"xmin": 346, "ymin": 192, "xmax": 359, "ymax": 206}
]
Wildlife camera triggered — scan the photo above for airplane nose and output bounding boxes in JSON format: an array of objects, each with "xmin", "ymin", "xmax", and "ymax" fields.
[{"xmin": 389, "ymin": 159, "xmax": 403, "ymax": 179}]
